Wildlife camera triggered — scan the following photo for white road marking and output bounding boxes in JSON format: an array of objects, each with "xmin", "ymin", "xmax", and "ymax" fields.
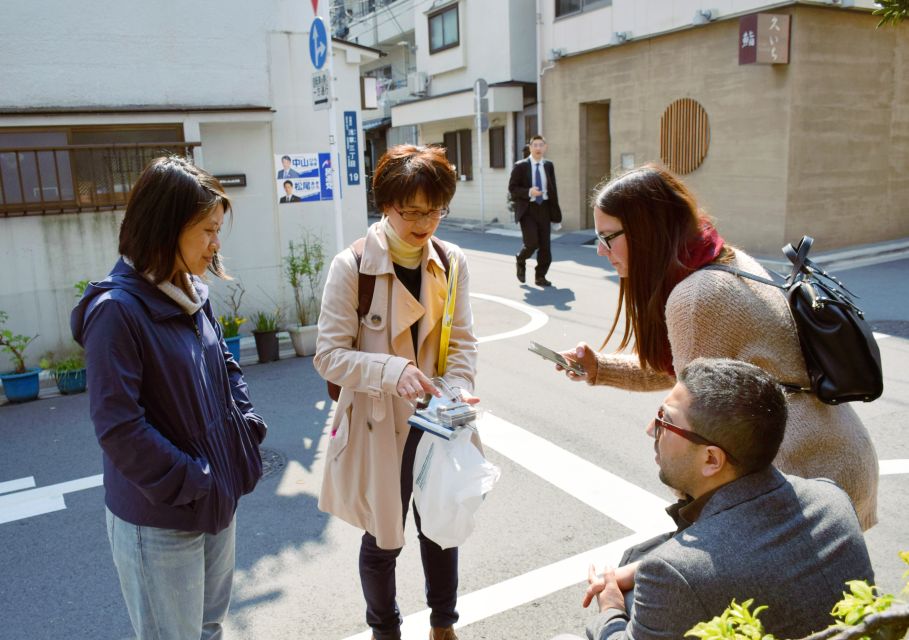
[
  {"xmin": 0, "ymin": 474, "xmax": 103, "ymax": 524},
  {"xmin": 345, "ymin": 532, "xmax": 658, "ymax": 640},
  {"xmin": 879, "ymin": 459, "xmax": 909, "ymax": 475},
  {"xmin": 479, "ymin": 413, "xmax": 673, "ymax": 533},
  {"xmin": 341, "ymin": 413, "xmax": 674, "ymax": 640},
  {"xmin": 0, "ymin": 477, "xmax": 36, "ymax": 495},
  {"xmin": 470, "ymin": 293, "xmax": 549, "ymax": 343}
]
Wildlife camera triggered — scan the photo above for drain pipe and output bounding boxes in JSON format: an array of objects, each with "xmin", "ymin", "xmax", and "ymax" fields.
[{"xmin": 536, "ymin": 0, "xmax": 555, "ymax": 136}]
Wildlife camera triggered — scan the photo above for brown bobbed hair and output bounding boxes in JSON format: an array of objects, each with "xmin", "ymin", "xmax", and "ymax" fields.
[
  {"xmin": 593, "ymin": 163, "xmax": 732, "ymax": 372},
  {"xmin": 118, "ymin": 156, "xmax": 232, "ymax": 283},
  {"xmin": 372, "ymin": 144, "xmax": 457, "ymax": 212},
  {"xmin": 678, "ymin": 358, "xmax": 787, "ymax": 475}
]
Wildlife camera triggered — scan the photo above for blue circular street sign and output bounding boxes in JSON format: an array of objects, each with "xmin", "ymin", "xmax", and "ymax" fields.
[{"xmin": 309, "ymin": 17, "xmax": 328, "ymax": 70}]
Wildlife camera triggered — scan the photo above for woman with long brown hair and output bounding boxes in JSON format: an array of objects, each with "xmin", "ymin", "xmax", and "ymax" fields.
[{"xmin": 559, "ymin": 163, "xmax": 878, "ymax": 529}]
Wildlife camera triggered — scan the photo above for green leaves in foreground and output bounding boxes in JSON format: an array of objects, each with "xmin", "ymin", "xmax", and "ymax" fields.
[
  {"xmin": 685, "ymin": 552, "xmax": 909, "ymax": 640},
  {"xmin": 830, "ymin": 580, "xmax": 894, "ymax": 627},
  {"xmin": 686, "ymin": 599, "xmax": 776, "ymax": 640}
]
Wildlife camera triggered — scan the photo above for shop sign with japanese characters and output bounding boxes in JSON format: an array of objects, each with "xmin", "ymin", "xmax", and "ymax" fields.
[{"xmin": 739, "ymin": 13, "xmax": 790, "ymax": 65}]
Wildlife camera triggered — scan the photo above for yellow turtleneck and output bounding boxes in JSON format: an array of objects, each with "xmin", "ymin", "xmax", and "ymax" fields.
[{"xmin": 381, "ymin": 216, "xmax": 423, "ymax": 268}]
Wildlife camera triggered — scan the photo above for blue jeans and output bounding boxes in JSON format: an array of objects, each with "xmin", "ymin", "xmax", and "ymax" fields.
[
  {"xmin": 106, "ymin": 507, "xmax": 236, "ymax": 640},
  {"xmin": 359, "ymin": 428, "xmax": 459, "ymax": 640}
]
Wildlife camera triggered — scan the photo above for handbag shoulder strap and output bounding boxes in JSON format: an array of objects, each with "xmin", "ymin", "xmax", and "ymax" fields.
[
  {"xmin": 350, "ymin": 236, "xmax": 450, "ymax": 318},
  {"xmin": 700, "ymin": 263, "xmax": 787, "ymax": 290}
]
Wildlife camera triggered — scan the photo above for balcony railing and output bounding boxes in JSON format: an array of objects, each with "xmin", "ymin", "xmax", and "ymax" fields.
[{"xmin": 0, "ymin": 141, "xmax": 200, "ymax": 217}]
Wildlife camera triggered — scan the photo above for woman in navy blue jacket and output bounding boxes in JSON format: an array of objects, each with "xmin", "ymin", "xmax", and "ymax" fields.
[{"xmin": 71, "ymin": 156, "xmax": 266, "ymax": 639}]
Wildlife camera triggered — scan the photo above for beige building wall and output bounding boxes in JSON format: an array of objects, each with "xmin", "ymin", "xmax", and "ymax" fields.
[
  {"xmin": 543, "ymin": 5, "xmax": 907, "ymax": 255},
  {"xmin": 786, "ymin": 7, "xmax": 909, "ymax": 250}
]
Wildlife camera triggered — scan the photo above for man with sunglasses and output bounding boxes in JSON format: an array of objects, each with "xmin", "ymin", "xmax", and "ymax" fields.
[{"xmin": 557, "ymin": 358, "xmax": 873, "ymax": 640}]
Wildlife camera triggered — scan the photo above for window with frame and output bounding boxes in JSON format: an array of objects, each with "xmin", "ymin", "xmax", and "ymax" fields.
[
  {"xmin": 429, "ymin": 5, "xmax": 459, "ymax": 54},
  {"xmin": 489, "ymin": 127, "xmax": 505, "ymax": 169},
  {"xmin": 555, "ymin": 0, "xmax": 610, "ymax": 19},
  {"xmin": 442, "ymin": 129, "xmax": 472, "ymax": 180},
  {"xmin": 0, "ymin": 124, "xmax": 193, "ymax": 217}
]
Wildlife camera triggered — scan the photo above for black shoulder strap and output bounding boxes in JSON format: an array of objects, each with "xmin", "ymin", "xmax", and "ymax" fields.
[
  {"xmin": 349, "ymin": 236, "xmax": 450, "ymax": 319},
  {"xmin": 700, "ymin": 263, "xmax": 787, "ymax": 290}
]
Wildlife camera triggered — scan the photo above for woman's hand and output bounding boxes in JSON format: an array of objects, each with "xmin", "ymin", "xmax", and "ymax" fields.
[
  {"xmin": 459, "ymin": 389, "xmax": 480, "ymax": 405},
  {"xmin": 557, "ymin": 342, "xmax": 597, "ymax": 384},
  {"xmin": 396, "ymin": 364, "xmax": 440, "ymax": 403}
]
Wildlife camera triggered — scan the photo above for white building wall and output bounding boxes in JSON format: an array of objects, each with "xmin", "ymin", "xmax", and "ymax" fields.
[
  {"xmin": 0, "ymin": 1, "xmax": 271, "ymax": 110},
  {"xmin": 0, "ymin": 0, "xmax": 377, "ymax": 364},
  {"xmin": 420, "ymin": 117, "xmax": 513, "ymax": 226}
]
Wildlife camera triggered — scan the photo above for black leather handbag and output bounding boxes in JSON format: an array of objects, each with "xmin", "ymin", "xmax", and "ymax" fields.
[{"xmin": 703, "ymin": 236, "xmax": 883, "ymax": 405}]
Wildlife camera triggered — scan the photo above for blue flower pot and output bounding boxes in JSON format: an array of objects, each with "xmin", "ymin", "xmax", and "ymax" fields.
[
  {"xmin": 225, "ymin": 336, "xmax": 242, "ymax": 363},
  {"xmin": 1, "ymin": 368, "xmax": 41, "ymax": 403},
  {"xmin": 55, "ymin": 368, "xmax": 87, "ymax": 395}
]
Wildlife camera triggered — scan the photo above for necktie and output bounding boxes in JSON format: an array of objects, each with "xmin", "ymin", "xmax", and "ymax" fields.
[{"xmin": 534, "ymin": 163, "xmax": 543, "ymax": 204}]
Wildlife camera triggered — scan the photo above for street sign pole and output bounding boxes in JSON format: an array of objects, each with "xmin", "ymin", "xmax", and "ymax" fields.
[
  {"xmin": 310, "ymin": 11, "xmax": 345, "ymax": 255},
  {"xmin": 325, "ymin": 32, "xmax": 345, "ymax": 255}
]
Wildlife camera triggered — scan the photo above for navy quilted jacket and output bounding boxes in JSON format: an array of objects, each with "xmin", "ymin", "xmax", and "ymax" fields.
[{"xmin": 71, "ymin": 258, "xmax": 266, "ymax": 534}]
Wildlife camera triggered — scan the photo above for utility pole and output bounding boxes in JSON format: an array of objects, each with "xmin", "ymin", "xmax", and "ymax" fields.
[{"xmin": 474, "ymin": 78, "xmax": 488, "ymax": 229}]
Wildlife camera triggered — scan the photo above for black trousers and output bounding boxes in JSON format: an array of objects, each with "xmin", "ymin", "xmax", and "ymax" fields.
[
  {"xmin": 359, "ymin": 427, "xmax": 459, "ymax": 639},
  {"xmin": 516, "ymin": 201, "xmax": 552, "ymax": 278}
]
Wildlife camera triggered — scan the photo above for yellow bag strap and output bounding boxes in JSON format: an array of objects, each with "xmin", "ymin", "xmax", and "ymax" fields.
[{"xmin": 437, "ymin": 256, "xmax": 459, "ymax": 376}]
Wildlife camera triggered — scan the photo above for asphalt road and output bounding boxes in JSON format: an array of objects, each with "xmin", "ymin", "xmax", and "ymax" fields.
[{"xmin": 1, "ymin": 225, "xmax": 906, "ymax": 640}]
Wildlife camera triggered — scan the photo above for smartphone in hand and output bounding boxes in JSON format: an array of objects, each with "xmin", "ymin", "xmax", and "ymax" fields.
[{"xmin": 528, "ymin": 341, "xmax": 586, "ymax": 376}]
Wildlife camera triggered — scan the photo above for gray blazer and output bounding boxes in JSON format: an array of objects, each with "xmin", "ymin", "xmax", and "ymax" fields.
[{"xmin": 589, "ymin": 468, "xmax": 873, "ymax": 640}]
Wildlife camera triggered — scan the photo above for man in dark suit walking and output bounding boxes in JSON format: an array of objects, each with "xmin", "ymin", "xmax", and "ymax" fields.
[
  {"xmin": 508, "ymin": 135, "xmax": 562, "ymax": 287},
  {"xmin": 555, "ymin": 358, "xmax": 874, "ymax": 640}
]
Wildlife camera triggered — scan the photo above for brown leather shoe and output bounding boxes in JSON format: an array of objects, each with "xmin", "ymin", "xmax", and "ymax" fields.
[{"xmin": 430, "ymin": 627, "xmax": 458, "ymax": 640}]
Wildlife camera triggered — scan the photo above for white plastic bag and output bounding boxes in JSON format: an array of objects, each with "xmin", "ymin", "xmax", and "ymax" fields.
[{"xmin": 412, "ymin": 426, "xmax": 501, "ymax": 549}]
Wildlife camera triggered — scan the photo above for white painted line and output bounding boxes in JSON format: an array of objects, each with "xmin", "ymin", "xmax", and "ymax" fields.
[
  {"xmin": 879, "ymin": 459, "xmax": 909, "ymax": 475},
  {"xmin": 0, "ymin": 477, "xmax": 36, "ymax": 495},
  {"xmin": 470, "ymin": 293, "xmax": 549, "ymax": 344},
  {"xmin": 343, "ymin": 532, "xmax": 661, "ymax": 640},
  {"xmin": 0, "ymin": 495, "xmax": 67, "ymax": 525},
  {"xmin": 341, "ymin": 413, "xmax": 674, "ymax": 640},
  {"xmin": 479, "ymin": 412, "xmax": 673, "ymax": 533},
  {"xmin": 0, "ymin": 474, "xmax": 103, "ymax": 524}
]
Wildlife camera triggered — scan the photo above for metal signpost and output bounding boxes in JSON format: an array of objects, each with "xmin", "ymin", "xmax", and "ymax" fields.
[
  {"xmin": 309, "ymin": 9, "xmax": 346, "ymax": 254},
  {"xmin": 474, "ymin": 78, "xmax": 488, "ymax": 228}
]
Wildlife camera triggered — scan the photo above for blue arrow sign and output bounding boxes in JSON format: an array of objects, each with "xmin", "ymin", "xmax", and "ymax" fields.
[{"xmin": 309, "ymin": 17, "xmax": 327, "ymax": 70}]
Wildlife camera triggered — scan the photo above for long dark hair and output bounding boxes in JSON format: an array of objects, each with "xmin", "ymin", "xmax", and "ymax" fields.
[
  {"xmin": 118, "ymin": 156, "xmax": 231, "ymax": 283},
  {"xmin": 593, "ymin": 163, "xmax": 732, "ymax": 372}
]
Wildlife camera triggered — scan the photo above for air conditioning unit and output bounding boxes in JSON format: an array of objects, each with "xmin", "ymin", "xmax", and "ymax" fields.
[{"xmin": 407, "ymin": 71, "xmax": 429, "ymax": 96}]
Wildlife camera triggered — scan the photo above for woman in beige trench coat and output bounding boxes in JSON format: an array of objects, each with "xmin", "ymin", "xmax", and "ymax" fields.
[{"xmin": 314, "ymin": 145, "xmax": 478, "ymax": 640}]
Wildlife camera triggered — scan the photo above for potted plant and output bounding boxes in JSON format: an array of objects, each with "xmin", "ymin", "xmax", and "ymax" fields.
[
  {"xmin": 0, "ymin": 310, "xmax": 41, "ymax": 403},
  {"xmin": 218, "ymin": 280, "xmax": 247, "ymax": 363},
  {"xmin": 251, "ymin": 310, "xmax": 281, "ymax": 363},
  {"xmin": 219, "ymin": 314, "xmax": 245, "ymax": 362},
  {"xmin": 39, "ymin": 351, "xmax": 87, "ymax": 395},
  {"xmin": 283, "ymin": 232, "xmax": 325, "ymax": 357}
]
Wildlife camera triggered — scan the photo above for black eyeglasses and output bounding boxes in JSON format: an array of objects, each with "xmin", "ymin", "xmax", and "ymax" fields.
[
  {"xmin": 654, "ymin": 407, "xmax": 736, "ymax": 463},
  {"xmin": 596, "ymin": 229, "xmax": 625, "ymax": 250},
  {"xmin": 391, "ymin": 205, "xmax": 450, "ymax": 222}
]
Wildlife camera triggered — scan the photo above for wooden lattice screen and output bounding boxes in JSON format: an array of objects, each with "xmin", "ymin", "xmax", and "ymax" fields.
[{"xmin": 659, "ymin": 98, "xmax": 710, "ymax": 174}]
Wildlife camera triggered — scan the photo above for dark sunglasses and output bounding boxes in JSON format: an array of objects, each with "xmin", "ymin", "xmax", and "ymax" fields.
[
  {"xmin": 596, "ymin": 229, "xmax": 625, "ymax": 250},
  {"xmin": 654, "ymin": 407, "xmax": 736, "ymax": 463}
]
